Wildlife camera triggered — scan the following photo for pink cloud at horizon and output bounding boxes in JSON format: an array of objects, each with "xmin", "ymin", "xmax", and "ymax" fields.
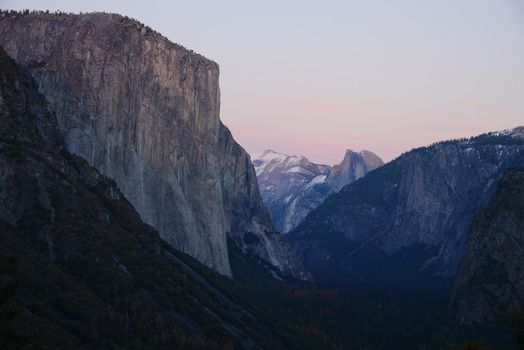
[
  {"xmin": 221, "ymin": 93, "xmax": 523, "ymax": 165},
  {"xmin": 3, "ymin": 0, "xmax": 522, "ymax": 165}
]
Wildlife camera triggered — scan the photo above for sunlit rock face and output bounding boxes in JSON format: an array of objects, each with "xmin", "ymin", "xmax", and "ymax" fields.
[
  {"xmin": 326, "ymin": 149, "xmax": 384, "ymax": 192},
  {"xmin": 0, "ymin": 47, "xmax": 293, "ymax": 347},
  {"xmin": 252, "ymin": 149, "xmax": 383, "ymax": 233},
  {"xmin": 0, "ymin": 12, "xmax": 305, "ymax": 278}
]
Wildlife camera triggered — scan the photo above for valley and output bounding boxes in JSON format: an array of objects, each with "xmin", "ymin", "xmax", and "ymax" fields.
[{"xmin": 0, "ymin": 9, "xmax": 523, "ymax": 350}]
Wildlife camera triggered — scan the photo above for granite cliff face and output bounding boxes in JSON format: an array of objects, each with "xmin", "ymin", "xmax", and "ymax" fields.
[
  {"xmin": 326, "ymin": 149, "xmax": 384, "ymax": 192},
  {"xmin": 452, "ymin": 168, "xmax": 524, "ymax": 325},
  {"xmin": 0, "ymin": 46, "xmax": 288, "ymax": 349},
  {"xmin": 252, "ymin": 149, "xmax": 383, "ymax": 233},
  {"xmin": 0, "ymin": 11, "xmax": 304, "ymax": 278},
  {"xmin": 289, "ymin": 129, "xmax": 524, "ymax": 287}
]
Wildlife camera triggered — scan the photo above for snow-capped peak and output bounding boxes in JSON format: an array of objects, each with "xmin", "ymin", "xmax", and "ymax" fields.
[
  {"xmin": 252, "ymin": 149, "xmax": 287, "ymax": 161},
  {"xmin": 252, "ymin": 149, "xmax": 311, "ymax": 176}
]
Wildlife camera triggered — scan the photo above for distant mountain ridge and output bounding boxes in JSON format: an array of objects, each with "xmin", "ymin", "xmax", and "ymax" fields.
[
  {"xmin": 289, "ymin": 127, "xmax": 524, "ymax": 289},
  {"xmin": 252, "ymin": 148, "xmax": 383, "ymax": 233}
]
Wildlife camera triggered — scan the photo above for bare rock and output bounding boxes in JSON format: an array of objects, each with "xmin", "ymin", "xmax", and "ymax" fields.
[
  {"xmin": 0, "ymin": 12, "xmax": 305, "ymax": 278},
  {"xmin": 252, "ymin": 149, "xmax": 383, "ymax": 233}
]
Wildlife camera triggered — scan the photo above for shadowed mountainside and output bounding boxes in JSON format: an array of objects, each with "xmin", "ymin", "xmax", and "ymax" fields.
[
  {"xmin": 0, "ymin": 45, "xmax": 295, "ymax": 350},
  {"xmin": 453, "ymin": 168, "xmax": 524, "ymax": 325},
  {"xmin": 0, "ymin": 10, "xmax": 305, "ymax": 278},
  {"xmin": 289, "ymin": 129, "xmax": 524, "ymax": 289}
]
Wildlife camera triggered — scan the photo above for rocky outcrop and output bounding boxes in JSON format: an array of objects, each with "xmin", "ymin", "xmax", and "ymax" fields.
[
  {"xmin": 326, "ymin": 149, "xmax": 384, "ymax": 192},
  {"xmin": 289, "ymin": 129, "xmax": 524, "ymax": 287},
  {"xmin": 0, "ymin": 45, "xmax": 287, "ymax": 349},
  {"xmin": 252, "ymin": 149, "xmax": 383, "ymax": 233},
  {"xmin": 452, "ymin": 168, "xmax": 524, "ymax": 325},
  {"xmin": 0, "ymin": 11, "xmax": 304, "ymax": 278},
  {"xmin": 252, "ymin": 150, "xmax": 331, "ymax": 233}
]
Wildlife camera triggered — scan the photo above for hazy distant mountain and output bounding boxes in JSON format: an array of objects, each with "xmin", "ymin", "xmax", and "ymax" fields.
[
  {"xmin": 252, "ymin": 149, "xmax": 383, "ymax": 233},
  {"xmin": 289, "ymin": 127, "xmax": 524, "ymax": 289},
  {"xmin": 326, "ymin": 149, "xmax": 384, "ymax": 192}
]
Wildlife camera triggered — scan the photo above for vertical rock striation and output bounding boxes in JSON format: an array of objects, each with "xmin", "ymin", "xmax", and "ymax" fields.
[
  {"xmin": 0, "ymin": 11, "xmax": 303, "ymax": 278},
  {"xmin": 326, "ymin": 149, "xmax": 384, "ymax": 192},
  {"xmin": 0, "ymin": 46, "xmax": 290, "ymax": 348}
]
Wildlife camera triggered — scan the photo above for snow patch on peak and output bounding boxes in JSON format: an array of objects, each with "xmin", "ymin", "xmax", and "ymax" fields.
[
  {"xmin": 512, "ymin": 126, "xmax": 524, "ymax": 138},
  {"xmin": 252, "ymin": 149, "xmax": 287, "ymax": 162},
  {"xmin": 252, "ymin": 146, "xmax": 383, "ymax": 233},
  {"xmin": 305, "ymin": 174, "xmax": 327, "ymax": 189},
  {"xmin": 252, "ymin": 149, "xmax": 314, "ymax": 176},
  {"xmin": 490, "ymin": 126, "xmax": 524, "ymax": 139},
  {"xmin": 287, "ymin": 166, "xmax": 303, "ymax": 173},
  {"xmin": 492, "ymin": 129, "xmax": 513, "ymax": 137}
]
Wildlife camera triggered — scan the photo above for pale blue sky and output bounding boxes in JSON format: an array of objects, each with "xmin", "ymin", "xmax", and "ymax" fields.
[{"xmin": 2, "ymin": 0, "xmax": 523, "ymax": 162}]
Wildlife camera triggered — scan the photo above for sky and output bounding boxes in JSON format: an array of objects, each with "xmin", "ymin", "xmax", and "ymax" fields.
[{"xmin": 2, "ymin": 0, "xmax": 524, "ymax": 163}]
